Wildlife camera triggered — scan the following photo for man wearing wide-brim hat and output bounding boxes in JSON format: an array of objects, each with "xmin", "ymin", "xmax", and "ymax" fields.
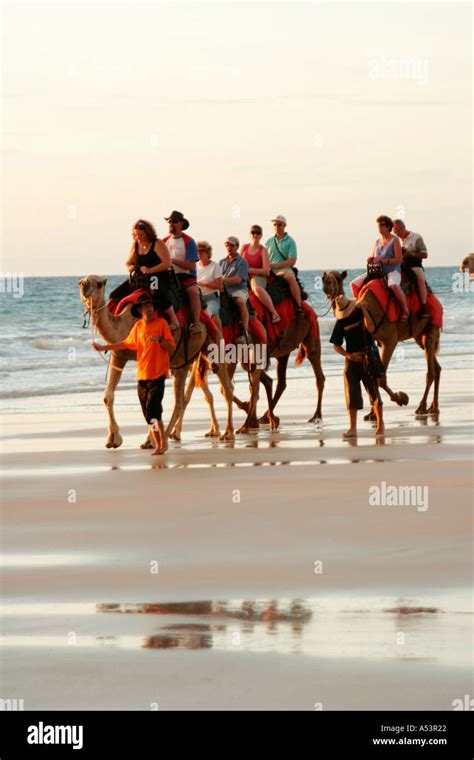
[
  {"xmin": 330, "ymin": 295, "xmax": 385, "ymax": 439},
  {"xmin": 162, "ymin": 211, "xmax": 202, "ymax": 334}
]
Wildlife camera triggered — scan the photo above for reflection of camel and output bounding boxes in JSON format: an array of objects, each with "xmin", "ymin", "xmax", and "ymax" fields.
[
  {"xmin": 143, "ymin": 633, "xmax": 212, "ymax": 650},
  {"xmin": 460, "ymin": 253, "xmax": 474, "ymax": 277},
  {"xmin": 79, "ymin": 275, "xmax": 235, "ymax": 447},
  {"xmin": 97, "ymin": 598, "xmax": 312, "ymax": 623},
  {"xmin": 169, "ymin": 304, "xmax": 325, "ymax": 438},
  {"xmin": 322, "ymin": 271, "xmax": 441, "ymax": 416}
]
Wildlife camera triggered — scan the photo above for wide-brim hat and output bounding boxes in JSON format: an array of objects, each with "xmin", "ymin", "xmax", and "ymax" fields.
[
  {"xmin": 334, "ymin": 294, "xmax": 358, "ymax": 320},
  {"xmin": 165, "ymin": 210, "xmax": 190, "ymax": 230},
  {"xmin": 131, "ymin": 293, "xmax": 153, "ymax": 318}
]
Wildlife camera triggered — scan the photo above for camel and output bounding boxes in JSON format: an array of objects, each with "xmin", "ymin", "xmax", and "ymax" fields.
[
  {"xmin": 78, "ymin": 275, "xmax": 235, "ymax": 447},
  {"xmin": 168, "ymin": 299, "xmax": 325, "ymax": 439},
  {"xmin": 322, "ymin": 270, "xmax": 441, "ymax": 416}
]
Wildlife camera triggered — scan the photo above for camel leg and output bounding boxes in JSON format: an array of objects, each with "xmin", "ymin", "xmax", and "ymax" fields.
[
  {"xmin": 257, "ymin": 371, "xmax": 274, "ymax": 425},
  {"xmin": 165, "ymin": 369, "xmax": 187, "ymax": 442},
  {"xmin": 169, "ymin": 364, "xmax": 196, "ymax": 441},
  {"xmin": 259, "ymin": 355, "xmax": 289, "ymax": 429},
  {"xmin": 201, "ymin": 369, "xmax": 221, "ymax": 437},
  {"xmin": 304, "ymin": 338, "xmax": 326, "ymax": 424},
  {"xmin": 103, "ymin": 353, "xmax": 128, "ymax": 448},
  {"xmin": 226, "ymin": 362, "xmax": 248, "ymax": 411},
  {"xmin": 215, "ymin": 364, "xmax": 235, "ymax": 441},
  {"xmin": 237, "ymin": 367, "xmax": 262, "ymax": 434},
  {"xmin": 416, "ymin": 330, "xmax": 440, "ymax": 416},
  {"xmin": 428, "ymin": 355, "xmax": 442, "ymax": 415},
  {"xmin": 364, "ymin": 338, "xmax": 401, "ymax": 421},
  {"xmin": 377, "ymin": 341, "xmax": 409, "ymax": 407}
]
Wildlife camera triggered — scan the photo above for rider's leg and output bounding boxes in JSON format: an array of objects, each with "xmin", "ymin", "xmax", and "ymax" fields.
[
  {"xmin": 387, "ymin": 270, "xmax": 408, "ymax": 315},
  {"xmin": 253, "ymin": 283, "xmax": 280, "ymax": 320},
  {"xmin": 412, "ymin": 267, "xmax": 427, "ymax": 304},
  {"xmin": 281, "ymin": 270, "xmax": 302, "ymax": 308},
  {"xmin": 350, "ymin": 273, "xmax": 367, "ymax": 298},
  {"xmin": 234, "ymin": 296, "xmax": 249, "ymax": 331},
  {"xmin": 187, "ymin": 283, "xmax": 202, "ymax": 325}
]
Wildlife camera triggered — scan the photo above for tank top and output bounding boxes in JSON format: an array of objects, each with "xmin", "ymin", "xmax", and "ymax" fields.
[
  {"xmin": 133, "ymin": 241, "xmax": 172, "ymax": 285},
  {"xmin": 375, "ymin": 237, "xmax": 400, "ymax": 273},
  {"xmin": 134, "ymin": 240, "xmax": 161, "ymax": 269},
  {"xmin": 242, "ymin": 244, "xmax": 264, "ymax": 269}
]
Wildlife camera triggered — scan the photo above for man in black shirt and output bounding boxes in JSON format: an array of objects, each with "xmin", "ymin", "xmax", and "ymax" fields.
[{"xmin": 330, "ymin": 295, "xmax": 385, "ymax": 439}]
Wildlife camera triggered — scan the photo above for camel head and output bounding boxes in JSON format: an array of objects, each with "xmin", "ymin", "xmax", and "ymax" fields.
[
  {"xmin": 460, "ymin": 253, "xmax": 474, "ymax": 275},
  {"xmin": 322, "ymin": 270, "xmax": 347, "ymax": 304},
  {"xmin": 78, "ymin": 275, "xmax": 108, "ymax": 312}
]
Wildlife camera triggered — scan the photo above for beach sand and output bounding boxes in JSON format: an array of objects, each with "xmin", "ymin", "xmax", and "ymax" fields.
[{"xmin": 1, "ymin": 366, "xmax": 472, "ymax": 710}]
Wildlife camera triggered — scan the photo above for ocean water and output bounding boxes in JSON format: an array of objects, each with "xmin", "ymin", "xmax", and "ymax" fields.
[{"xmin": 0, "ymin": 268, "xmax": 472, "ymax": 414}]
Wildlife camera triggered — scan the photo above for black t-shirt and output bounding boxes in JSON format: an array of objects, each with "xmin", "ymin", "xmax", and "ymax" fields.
[{"xmin": 330, "ymin": 306, "xmax": 374, "ymax": 354}]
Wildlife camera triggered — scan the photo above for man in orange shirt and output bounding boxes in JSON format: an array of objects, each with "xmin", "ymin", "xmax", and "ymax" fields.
[{"xmin": 93, "ymin": 294, "xmax": 175, "ymax": 455}]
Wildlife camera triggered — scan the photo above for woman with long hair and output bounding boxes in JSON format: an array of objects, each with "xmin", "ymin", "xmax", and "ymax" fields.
[{"xmin": 110, "ymin": 219, "xmax": 180, "ymax": 331}]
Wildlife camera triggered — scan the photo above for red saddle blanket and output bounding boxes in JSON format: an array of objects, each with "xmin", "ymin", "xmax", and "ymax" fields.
[
  {"xmin": 222, "ymin": 317, "xmax": 267, "ymax": 348},
  {"xmin": 354, "ymin": 279, "xmax": 443, "ymax": 328},
  {"xmin": 248, "ymin": 293, "xmax": 319, "ymax": 343},
  {"xmin": 109, "ymin": 290, "xmax": 218, "ymax": 343}
]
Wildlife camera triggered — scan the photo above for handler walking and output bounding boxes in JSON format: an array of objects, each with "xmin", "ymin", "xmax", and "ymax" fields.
[
  {"xmin": 93, "ymin": 294, "xmax": 175, "ymax": 455},
  {"xmin": 330, "ymin": 294, "xmax": 385, "ymax": 439}
]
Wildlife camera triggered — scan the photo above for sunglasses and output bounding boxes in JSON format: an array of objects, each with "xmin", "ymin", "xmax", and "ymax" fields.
[
  {"xmin": 250, "ymin": 231, "xmax": 261, "ymax": 235},
  {"xmin": 135, "ymin": 223, "xmax": 146, "ymax": 231}
]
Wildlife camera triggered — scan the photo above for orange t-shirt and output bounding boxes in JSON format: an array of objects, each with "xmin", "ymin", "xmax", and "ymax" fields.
[{"xmin": 123, "ymin": 316, "xmax": 174, "ymax": 381}]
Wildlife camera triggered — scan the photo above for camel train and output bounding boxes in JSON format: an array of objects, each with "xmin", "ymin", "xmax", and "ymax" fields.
[{"xmin": 79, "ymin": 262, "xmax": 443, "ymax": 448}]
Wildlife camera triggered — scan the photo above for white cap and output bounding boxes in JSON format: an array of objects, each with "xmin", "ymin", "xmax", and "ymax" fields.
[{"xmin": 272, "ymin": 214, "xmax": 287, "ymax": 224}]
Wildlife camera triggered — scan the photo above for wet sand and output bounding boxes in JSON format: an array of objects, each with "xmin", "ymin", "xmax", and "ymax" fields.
[{"xmin": 1, "ymin": 367, "xmax": 473, "ymax": 710}]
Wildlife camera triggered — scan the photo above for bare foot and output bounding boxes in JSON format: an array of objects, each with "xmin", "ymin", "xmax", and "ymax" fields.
[
  {"xmin": 343, "ymin": 429, "xmax": 357, "ymax": 439},
  {"xmin": 272, "ymin": 313, "xmax": 281, "ymax": 323},
  {"xmin": 375, "ymin": 427, "xmax": 385, "ymax": 437},
  {"xmin": 151, "ymin": 448, "xmax": 164, "ymax": 456}
]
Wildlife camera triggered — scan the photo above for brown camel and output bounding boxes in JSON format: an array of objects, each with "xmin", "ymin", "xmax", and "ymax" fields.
[
  {"xmin": 169, "ymin": 304, "xmax": 325, "ymax": 438},
  {"xmin": 79, "ymin": 275, "xmax": 235, "ymax": 447},
  {"xmin": 322, "ymin": 270, "xmax": 441, "ymax": 416}
]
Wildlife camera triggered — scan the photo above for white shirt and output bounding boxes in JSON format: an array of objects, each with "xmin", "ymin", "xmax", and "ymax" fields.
[
  {"xmin": 400, "ymin": 231, "xmax": 427, "ymax": 254},
  {"xmin": 197, "ymin": 260, "xmax": 222, "ymax": 296},
  {"xmin": 165, "ymin": 236, "xmax": 187, "ymax": 274}
]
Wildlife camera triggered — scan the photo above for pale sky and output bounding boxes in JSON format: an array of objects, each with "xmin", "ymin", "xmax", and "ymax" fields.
[{"xmin": 2, "ymin": 1, "xmax": 472, "ymax": 275}]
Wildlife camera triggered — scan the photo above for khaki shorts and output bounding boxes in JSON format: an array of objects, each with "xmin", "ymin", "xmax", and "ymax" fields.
[
  {"xmin": 231, "ymin": 289, "xmax": 248, "ymax": 302},
  {"xmin": 250, "ymin": 275, "xmax": 267, "ymax": 290},
  {"xmin": 273, "ymin": 268, "xmax": 295, "ymax": 279}
]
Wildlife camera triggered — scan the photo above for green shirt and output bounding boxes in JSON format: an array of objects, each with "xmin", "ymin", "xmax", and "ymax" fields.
[{"xmin": 265, "ymin": 233, "xmax": 297, "ymax": 265}]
